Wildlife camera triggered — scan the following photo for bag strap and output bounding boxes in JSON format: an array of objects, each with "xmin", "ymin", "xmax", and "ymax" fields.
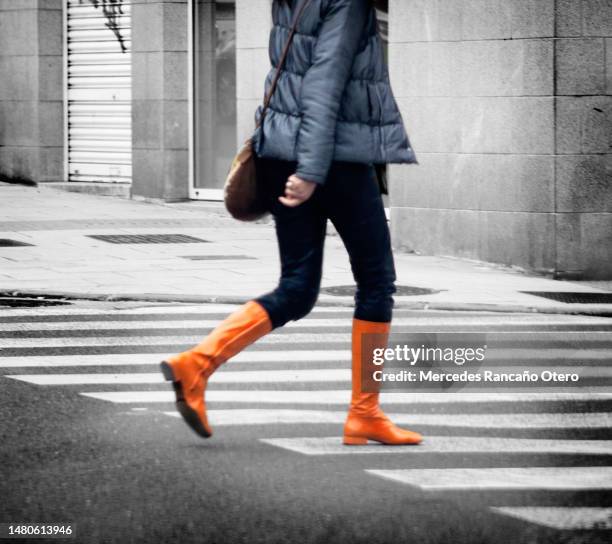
[{"xmin": 256, "ymin": 0, "xmax": 313, "ymax": 129}]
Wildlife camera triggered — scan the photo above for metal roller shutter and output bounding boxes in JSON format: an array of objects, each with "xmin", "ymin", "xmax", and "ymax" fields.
[{"xmin": 66, "ymin": 0, "xmax": 132, "ymax": 183}]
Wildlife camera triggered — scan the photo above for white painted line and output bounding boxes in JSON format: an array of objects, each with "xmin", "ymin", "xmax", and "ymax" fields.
[
  {"xmin": 0, "ymin": 333, "xmax": 353, "ymax": 347},
  {"xmin": 81, "ymin": 389, "xmax": 612, "ymax": 404},
  {"xmin": 9, "ymin": 373, "xmax": 163, "ymax": 385},
  {"xmin": 366, "ymin": 467, "xmax": 612, "ymax": 491},
  {"xmin": 0, "ymin": 304, "xmax": 245, "ymax": 317},
  {"xmin": 0, "ymin": 302, "xmax": 607, "ymax": 318},
  {"xmin": 0, "ymin": 320, "xmax": 268, "ymax": 331},
  {"xmin": 3, "ymin": 319, "xmax": 612, "ymax": 332},
  {"xmin": 10, "ymin": 366, "xmax": 612, "ymax": 386},
  {"xmin": 4, "ymin": 332, "xmax": 612, "ymax": 347},
  {"xmin": 0, "ymin": 319, "xmax": 351, "ymax": 331},
  {"xmin": 0, "ymin": 350, "xmax": 350, "ymax": 368},
  {"xmin": 262, "ymin": 437, "xmax": 612, "ymax": 456},
  {"xmin": 164, "ymin": 409, "xmax": 343, "ymax": 425},
  {"xmin": 7, "ymin": 369, "xmax": 350, "ymax": 385},
  {"xmin": 490, "ymin": 507, "xmax": 612, "ymax": 530},
  {"xmin": 161, "ymin": 410, "xmax": 612, "ymax": 429},
  {"xmin": 0, "ymin": 316, "xmax": 518, "ymax": 331},
  {"xmin": 406, "ymin": 411, "xmax": 612, "ymax": 429},
  {"xmin": 0, "ymin": 305, "xmax": 355, "ymax": 318}
]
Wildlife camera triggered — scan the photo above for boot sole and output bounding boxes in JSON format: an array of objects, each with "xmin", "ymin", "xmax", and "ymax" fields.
[
  {"xmin": 343, "ymin": 434, "xmax": 422, "ymax": 446},
  {"xmin": 343, "ymin": 435, "xmax": 369, "ymax": 445},
  {"xmin": 160, "ymin": 361, "xmax": 212, "ymax": 439}
]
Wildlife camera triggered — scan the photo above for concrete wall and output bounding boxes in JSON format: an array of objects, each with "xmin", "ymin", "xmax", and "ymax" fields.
[
  {"xmin": 554, "ymin": 0, "xmax": 612, "ymax": 279},
  {"xmin": 235, "ymin": 0, "xmax": 273, "ymax": 145},
  {"xmin": 0, "ymin": 0, "xmax": 63, "ymax": 184},
  {"xmin": 388, "ymin": 0, "xmax": 612, "ymax": 279},
  {"xmin": 131, "ymin": 0, "xmax": 190, "ymax": 201}
]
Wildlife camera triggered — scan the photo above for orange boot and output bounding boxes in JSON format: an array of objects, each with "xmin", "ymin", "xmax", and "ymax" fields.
[
  {"xmin": 160, "ymin": 300, "xmax": 272, "ymax": 438},
  {"xmin": 343, "ymin": 318, "xmax": 423, "ymax": 445}
]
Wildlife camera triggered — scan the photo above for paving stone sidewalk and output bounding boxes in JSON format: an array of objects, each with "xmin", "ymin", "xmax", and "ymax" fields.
[{"xmin": 0, "ymin": 182, "xmax": 610, "ymax": 314}]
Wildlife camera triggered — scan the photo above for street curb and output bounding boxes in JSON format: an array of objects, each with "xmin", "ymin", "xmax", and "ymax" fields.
[{"xmin": 2, "ymin": 289, "xmax": 611, "ymax": 317}]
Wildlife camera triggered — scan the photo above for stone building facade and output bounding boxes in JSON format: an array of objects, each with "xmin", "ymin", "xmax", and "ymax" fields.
[
  {"xmin": 385, "ymin": 0, "xmax": 612, "ymax": 279},
  {"xmin": 1, "ymin": 0, "xmax": 610, "ymax": 278}
]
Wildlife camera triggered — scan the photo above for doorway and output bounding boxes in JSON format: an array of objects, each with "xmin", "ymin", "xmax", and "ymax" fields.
[
  {"xmin": 189, "ymin": 1, "xmax": 389, "ymax": 203},
  {"xmin": 191, "ymin": 0, "xmax": 236, "ymax": 200}
]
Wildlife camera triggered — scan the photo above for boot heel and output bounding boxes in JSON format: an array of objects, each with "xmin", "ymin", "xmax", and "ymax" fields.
[
  {"xmin": 160, "ymin": 361, "xmax": 175, "ymax": 382},
  {"xmin": 343, "ymin": 435, "xmax": 368, "ymax": 445}
]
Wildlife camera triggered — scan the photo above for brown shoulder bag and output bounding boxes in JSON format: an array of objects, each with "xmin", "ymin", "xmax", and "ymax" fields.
[{"xmin": 224, "ymin": 0, "xmax": 312, "ymax": 221}]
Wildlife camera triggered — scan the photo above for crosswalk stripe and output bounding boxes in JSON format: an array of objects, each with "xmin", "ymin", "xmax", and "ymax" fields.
[
  {"xmin": 1, "ymin": 346, "xmax": 609, "ymax": 364},
  {"xmin": 3, "ymin": 330, "xmax": 611, "ymax": 347},
  {"xmin": 2, "ymin": 305, "xmax": 609, "ymax": 321},
  {"xmin": 261, "ymin": 436, "xmax": 612, "ymax": 456},
  {"xmin": 80, "ymin": 389, "xmax": 612, "ymax": 404},
  {"xmin": 489, "ymin": 507, "xmax": 612, "ymax": 530},
  {"xmin": 1, "ymin": 359, "xmax": 610, "ymax": 373},
  {"xmin": 165, "ymin": 409, "xmax": 343, "ymax": 425},
  {"xmin": 0, "ymin": 334, "xmax": 351, "ymax": 347},
  {"xmin": 6, "ymin": 306, "xmax": 505, "ymax": 320},
  {"xmin": 0, "ymin": 306, "xmax": 367, "ymax": 322},
  {"xmin": 162, "ymin": 409, "xmax": 612, "ymax": 429},
  {"xmin": 0, "ymin": 318, "xmax": 385, "ymax": 331},
  {"xmin": 365, "ymin": 467, "xmax": 612, "ymax": 490},
  {"xmin": 0, "ymin": 304, "xmax": 246, "ymax": 317},
  {"xmin": 8, "ymin": 365, "xmax": 612, "ymax": 385},
  {"xmin": 3, "ymin": 319, "xmax": 612, "ymax": 332},
  {"xmin": 3, "ymin": 317, "xmax": 566, "ymax": 331},
  {"xmin": 0, "ymin": 350, "xmax": 350, "ymax": 368},
  {"xmin": 7, "ymin": 369, "xmax": 350, "ymax": 385},
  {"xmin": 3, "ymin": 308, "xmax": 515, "ymax": 323}
]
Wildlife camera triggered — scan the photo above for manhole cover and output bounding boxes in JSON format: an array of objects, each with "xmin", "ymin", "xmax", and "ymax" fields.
[
  {"xmin": 522, "ymin": 291, "xmax": 612, "ymax": 304},
  {"xmin": 182, "ymin": 255, "xmax": 255, "ymax": 261},
  {"xmin": 0, "ymin": 239, "xmax": 33, "ymax": 247},
  {"xmin": 0, "ymin": 296, "xmax": 72, "ymax": 308},
  {"xmin": 320, "ymin": 285, "xmax": 438, "ymax": 297},
  {"xmin": 87, "ymin": 234, "xmax": 209, "ymax": 244}
]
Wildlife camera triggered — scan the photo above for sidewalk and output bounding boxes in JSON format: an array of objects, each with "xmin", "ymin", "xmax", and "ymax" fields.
[{"xmin": 0, "ymin": 182, "xmax": 610, "ymax": 315}]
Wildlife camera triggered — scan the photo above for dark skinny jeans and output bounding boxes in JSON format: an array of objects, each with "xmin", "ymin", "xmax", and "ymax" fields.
[{"xmin": 254, "ymin": 156, "xmax": 397, "ymax": 330}]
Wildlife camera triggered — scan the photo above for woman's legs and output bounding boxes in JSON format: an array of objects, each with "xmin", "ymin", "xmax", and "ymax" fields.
[
  {"xmin": 343, "ymin": 318, "xmax": 422, "ymax": 445},
  {"xmin": 324, "ymin": 161, "xmax": 422, "ymax": 445},
  {"xmin": 323, "ymin": 160, "xmax": 396, "ymax": 322},
  {"xmin": 253, "ymin": 157, "xmax": 327, "ymax": 329},
  {"xmin": 161, "ymin": 156, "xmax": 327, "ymax": 438},
  {"xmin": 161, "ymin": 301, "xmax": 272, "ymax": 437}
]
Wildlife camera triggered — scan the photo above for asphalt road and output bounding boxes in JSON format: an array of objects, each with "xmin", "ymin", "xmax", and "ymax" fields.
[{"xmin": 1, "ymin": 300, "xmax": 611, "ymax": 544}]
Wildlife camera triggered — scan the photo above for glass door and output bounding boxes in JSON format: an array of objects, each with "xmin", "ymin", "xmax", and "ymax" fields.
[{"xmin": 191, "ymin": 0, "xmax": 236, "ymax": 200}]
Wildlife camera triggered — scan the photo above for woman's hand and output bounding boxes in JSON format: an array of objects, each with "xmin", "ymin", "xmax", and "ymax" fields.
[{"xmin": 278, "ymin": 174, "xmax": 317, "ymax": 207}]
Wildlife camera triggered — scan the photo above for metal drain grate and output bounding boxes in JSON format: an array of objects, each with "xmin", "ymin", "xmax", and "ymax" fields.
[
  {"xmin": 522, "ymin": 291, "xmax": 612, "ymax": 304},
  {"xmin": 0, "ymin": 239, "xmax": 33, "ymax": 247},
  {"xmin": 182, "ymin": 255, "xmax": 255, "ymax": 261},
  {"xmin": 0, "ymin": 296, "xmax": 71, "ymax": 308},
  {"xmin": 321, "ymin": 285, "xmax": 439, "ymax": 297},
  {"xmin": 87, "ymin": 234, "xmax": 209, "ymax": 244}
]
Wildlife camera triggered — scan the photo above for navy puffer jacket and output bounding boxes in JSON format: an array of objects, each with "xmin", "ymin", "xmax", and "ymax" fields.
[{"xmin": 252, "ymin": 0, "xmax": 417, "ymax": 186}]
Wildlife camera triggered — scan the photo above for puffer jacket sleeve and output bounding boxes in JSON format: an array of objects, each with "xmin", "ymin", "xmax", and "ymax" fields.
[{"xmin": 294, "ymin": 0, "xmax": 369, "ymax": 185}]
